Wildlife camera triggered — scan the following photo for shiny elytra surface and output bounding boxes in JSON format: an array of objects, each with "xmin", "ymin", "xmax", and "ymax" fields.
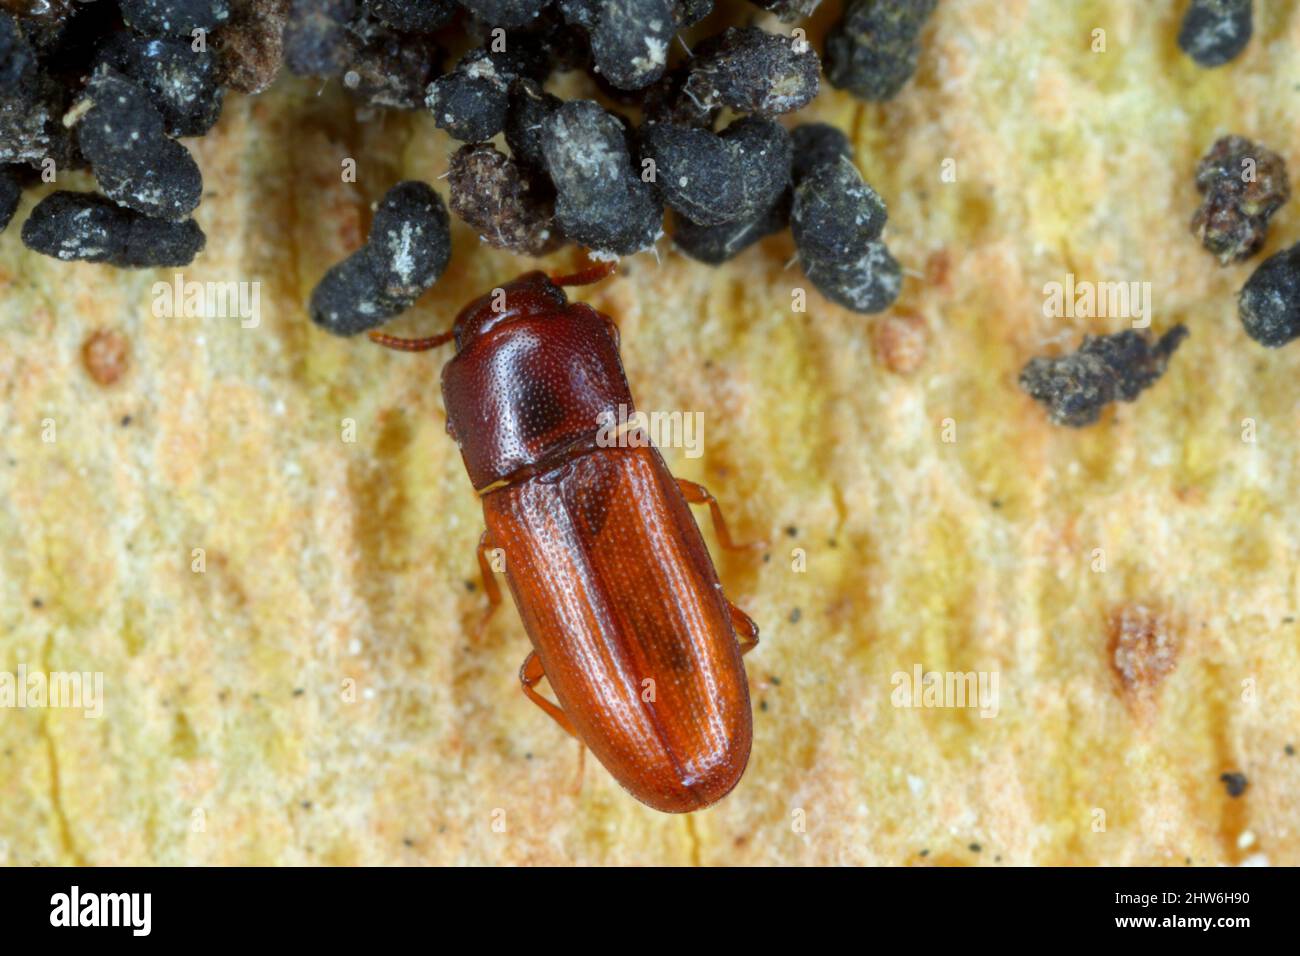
[{"xmin": 482, "ymin": 444, "xmax": 752, "ymax": 813}]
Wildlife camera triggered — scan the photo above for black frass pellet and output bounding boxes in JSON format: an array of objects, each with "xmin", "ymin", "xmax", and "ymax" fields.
[
  {"xmin": 644, "ymin": 116, "xmax": 790, "ymax": 227},
  {"xmin": 449, "ymin": 143, "xmax": 562, "ymax": 256},
  {"xmin": 118, "ymin": 0, "xmax": 231, "ymax": 37},
  {"xmin": 1239, "ymin": 243, "xmax": 1300, "ymax": 347},
  {"xmin": 642, "ymin": 124, "xmax": 741, "ymax": 226},
  {"xmin": 683, "ymin": 26, "xmax": 819, "ymax": 115},
  {"xmin": 0, "ymin": 166, "xmax": 22, "ymax": 232},
  {"xmin": 791, "ymin": 159, "xmax": 886, "ymax": 264},
  {"xmin": 586, "ymin": 0, "xmax": 675, "ymax": 91},
  {"xmin": 541, "ymin": 99, "xmax": 663, "ymax": 257},
  {"xmin": 94, "ymin": 33, "xmax": 225, "ymax": 138},
  {"xmin": 1191, "ymin": 135, "xmax": 1289, "ymax": 265},
  {"xmin": 21, "ymin": 191, "xmax": 206, "ymax": 267},
  {"xmin": 504, "ymin": 77, "xmax": 561, "ymax": 171},
  {"xmin": 310, "ymin": 181, "xmax": 451, "ymax": 336},
  {"xmin": 792, "ymin": 151, "xmax": 901, "ymax": 313},
  {"xmin": 75, "ymin": 69, "xmax": 203, "ymax": 221},
  {"xmin": 284, "ymin": 0, "xmax": 357, "ymax": 76},
  {"xmin": 1019, "ymin": 327, "xmax": 1189, "ymax": 427},
  {"xmin": 363, "ymin": 0, "xmax": 456, "ymax": 32},
  {"xmin": 672, "ymin": 192, "xmax": 789, "ymax": 265},
  {"xmin": 825, "ymin": 0, "xmax": 936, "ymax": 101},
  {"xmin": 426, "ymin": 44, "xmax": 546, "ymax": 142},
  {"xmin": 456, "ymin": 0, "xmax": 552, "ymax": 28},
  {"xmin": 343, "ymin": 19, "xmax": 443, "ymax": 110},
  {"xmin": 1178, "ymin": 0, "xmax": 1252, "ymax": 68},
  {"xmin": 790, "ymin": 123, "xmax": 851, "ymax": 184}
]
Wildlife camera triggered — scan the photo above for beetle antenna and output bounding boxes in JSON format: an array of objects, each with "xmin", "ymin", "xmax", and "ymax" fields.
[
  {"xmin": 367, "ymin": 329, "xmax": 455, "ymax": 352},
  {"xmin": 551, "ymin": 260, "xmax": 617, "ymax": 288}
]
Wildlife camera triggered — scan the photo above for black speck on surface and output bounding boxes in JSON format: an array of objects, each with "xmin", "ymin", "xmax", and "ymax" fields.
[{"xmin": 1219, "ymin": 771, "xmax": 1248, "ymax": 797}]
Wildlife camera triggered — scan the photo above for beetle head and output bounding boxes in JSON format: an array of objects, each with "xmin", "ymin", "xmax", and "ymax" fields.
[{"xmin": 451, "ymin": 271, "xmax": 568, "ymax": 352}]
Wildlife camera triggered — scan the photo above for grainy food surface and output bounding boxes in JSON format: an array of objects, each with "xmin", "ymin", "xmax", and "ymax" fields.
[{"xmin": 1, "ymin": 0, "xmax": 1299, "ymax": 865}]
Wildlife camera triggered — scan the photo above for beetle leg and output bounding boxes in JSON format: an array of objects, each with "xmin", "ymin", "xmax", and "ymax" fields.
[
  {"xmin": 676, "ymin": 478, "xmax": 766, "ymax": 552},
  {"xmin": 519, "ymin": 651, "xmax": 579, "ymax": 738},
  {"xmin": 473, "ymin": 531, "xmax": 502, "ymax": 642},
  {"xmin": 727, "ymin": 601, "xmax": 760, "ymax": 656}
]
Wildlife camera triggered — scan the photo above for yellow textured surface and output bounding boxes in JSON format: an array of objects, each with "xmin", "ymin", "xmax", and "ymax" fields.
[{"xmin": 2, "ymin": 0, "xmax": 1299, "ymax": 866}]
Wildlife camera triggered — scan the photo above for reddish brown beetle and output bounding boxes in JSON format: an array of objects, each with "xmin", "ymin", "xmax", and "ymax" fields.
[{"xmin": 369, "ymin": 264, "xmax": 761, "ymax": 813}]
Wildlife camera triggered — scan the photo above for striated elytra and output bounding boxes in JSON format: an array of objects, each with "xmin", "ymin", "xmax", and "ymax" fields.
[{"xmin": 368, "ymin": 265, "xmax": 760, "ymax": 813}]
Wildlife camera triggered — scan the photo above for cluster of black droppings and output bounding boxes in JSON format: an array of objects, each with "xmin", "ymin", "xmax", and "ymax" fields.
[
  {"xmin": 642, "ymin": 117, "xmax": 790, "ymax": 228},
  {"xmin": 22, "ymin": 191, "xmax": 206, "ymax": 267},
  {"xmin": 542, "ymin": 99, "xmax": 663, "ymax": 257},
  {"xmin": 790, "ymin": 142, "xmax": 899, "ymax": 313},
  {"xmin": 343, "ymin": 17, "xmax": 443, "ymax": 110},
  {"xmin": 0, "ymin": 167, "xmax": 24, "ymax": 233},
  {"xmin": 1191, "ymin": 135, "xmax": 1289, "ymax": 265},
  {"xmin": 1019, "ymin": 327, "xmax": 1189, "ymax": 427},
  {"xmin": 825, "ymin": 0, "xmax": 937, "ymax": 101},
  {"xmin": 75, "ymin": 68, "xmax": 204, "ymax": 221},
  {"xmin": 449, "ymin": 143, "xmax": 561, "ymax": 256},
  {"xmin": 1239, "ymin": 243, "xmax": 1300, "ymax": 347},
  {"xmin": 365, "ymin": 0, "xmax": 457, "ymax": 33},
  {"xmin": 118, "ymin": 0, "xmax": 232, "ymax": 38},
  {"xmin": 310, "ymin": 181, "xmax": 452, "ymax": 336},
  {"xmin": 673, "ymin": 193, "xmax": 790, "ymax": 265},
  {"xmin": 746, "ymin": 0, "xmax": 820, "ymax": 21},
  {"xmin": 284, "ymin": 0, "xmax": 358, "ymax": 76},
  {"xmin": 94, "ymin": 34, "xmax": 225, "ymax": 137},
  {"xmin": 1178, "ymin": 0, "xmax": 1252, "ymax": 68},
  {"xmin": 684, "ymin": 27, "xmax": 819, "ymax": 116},
  {"xmin": 457, "ymin": 0, "xmax": 551, "ymax": 28}
]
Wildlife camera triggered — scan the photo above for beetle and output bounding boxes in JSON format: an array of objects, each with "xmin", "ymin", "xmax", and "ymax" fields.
[{"xmin": 368, "ymin": 263, "xmax": 761, "ymax": 813}]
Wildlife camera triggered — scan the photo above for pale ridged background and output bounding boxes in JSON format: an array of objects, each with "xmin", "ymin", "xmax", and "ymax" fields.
[{"xmin": 1, "ymin": 0, "xmax": 1298, "ymax": 864}]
